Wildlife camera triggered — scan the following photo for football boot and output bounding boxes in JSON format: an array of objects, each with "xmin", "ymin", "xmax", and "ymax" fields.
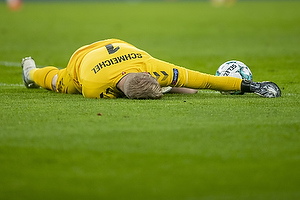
[{"xmin": 21, "ymin": 57, "xmax": 39, "ymax": 88}]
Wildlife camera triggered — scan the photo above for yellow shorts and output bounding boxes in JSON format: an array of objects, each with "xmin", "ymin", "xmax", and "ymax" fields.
[{"xmin": 56, "ymin": 68, "xmax": 80, "ymax": 94}]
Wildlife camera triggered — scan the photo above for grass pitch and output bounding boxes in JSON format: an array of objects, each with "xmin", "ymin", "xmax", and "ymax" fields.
[{"xmin": 0, "ymin": 1, "xmax": 300, "ymax": 200}]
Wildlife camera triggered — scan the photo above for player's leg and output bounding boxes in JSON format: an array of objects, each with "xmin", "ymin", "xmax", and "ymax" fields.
[
  {"xmin": 22, "ymin": 57, "xmax": 58, "ymax": 91},
  {"xmin": 31, "ymin": 67, "xmax": 59, "ymax": 91},
  {"xmin": 22, "ymin": 57, "xmax": 59, "ymax": 91},
  {"xmin": 182, "ymin": 68, "xmax": 281, "ymax": 97},
  {"xmin": 22, "ymin": 57, "xmax": 80, "ymax": 94},
  {"xmin": 32, "ymin": 67, "xmax": 80, "ymax": 94}
]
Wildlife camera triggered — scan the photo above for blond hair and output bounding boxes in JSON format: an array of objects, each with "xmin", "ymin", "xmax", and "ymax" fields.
[{"xmin": 123, "ymin": 73, "xmax": 163, "ymax": 99}]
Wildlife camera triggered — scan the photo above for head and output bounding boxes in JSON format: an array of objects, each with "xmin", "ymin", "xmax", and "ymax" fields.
[{"xmin": 123, "ymin": 73, "xmax": 163, "ymax": 99}]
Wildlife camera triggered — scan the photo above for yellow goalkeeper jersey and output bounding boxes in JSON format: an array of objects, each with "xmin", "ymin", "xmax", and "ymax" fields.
[{"xmin": 66, "ymin": 39, "xmax": 186, "ymax": 98}]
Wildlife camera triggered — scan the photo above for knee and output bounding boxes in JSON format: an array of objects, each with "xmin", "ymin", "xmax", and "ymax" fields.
[{"xmin": 52, "ymin": 74, "xmax": 58, "ymax": 91}]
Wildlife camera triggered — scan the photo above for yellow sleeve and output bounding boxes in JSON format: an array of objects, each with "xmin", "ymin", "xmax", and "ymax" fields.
[{"xmin": 146, "ymin": 58, "xmax": 188, "ymax": 87}]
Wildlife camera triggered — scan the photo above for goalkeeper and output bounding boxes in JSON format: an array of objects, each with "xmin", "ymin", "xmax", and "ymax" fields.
[{"xmin": 21, "ymin": 39, "xmax": 281, "ymax": 99}]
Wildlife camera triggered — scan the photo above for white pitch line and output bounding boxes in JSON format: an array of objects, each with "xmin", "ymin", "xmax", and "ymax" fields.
[
  {"xmin": 0, "ymin": 60, "xmax": 44, "ymax": 68},
  {"xmin": 0, "ymin": 61, "xmax": 21, "ymax": 67},
  {"xmin": 0, "ymin": 83, "xmax": 24, "ymax": 87}
]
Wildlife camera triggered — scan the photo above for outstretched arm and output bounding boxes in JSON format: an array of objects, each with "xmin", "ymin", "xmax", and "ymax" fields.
[
  {"xmin": 169, "ymin": 87, "xmax": 198, "ymax": 94},
  {"xmin": 162, "ymin": 86, "xmax": 198, "ymax": 94}
]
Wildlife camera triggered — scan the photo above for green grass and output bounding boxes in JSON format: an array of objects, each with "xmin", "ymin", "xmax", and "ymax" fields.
[{"xmin": 1, "ymin": 1, "xmax": 300, "ymax": 200}]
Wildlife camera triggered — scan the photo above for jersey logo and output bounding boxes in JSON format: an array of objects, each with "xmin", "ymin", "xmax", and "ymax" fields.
[
  {"xmin": 99, "ymin": 88, "xmax": 115, "ymax": 98},
  {"xmin": 171, "ymin": 68, "xmax": 179, "ymax": 86},
  {"xmin": 152, "ymin": 71, "xmax": 169, "ymax": 81},
  {"xmin": 105, "ymin": 44, "xmax": 120, "ymax": 54}
]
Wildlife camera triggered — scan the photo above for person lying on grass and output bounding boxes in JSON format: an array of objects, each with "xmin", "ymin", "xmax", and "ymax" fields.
[{"xmin": 21, "ymin": 39, "xmax": 281, "ymax": 99}]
